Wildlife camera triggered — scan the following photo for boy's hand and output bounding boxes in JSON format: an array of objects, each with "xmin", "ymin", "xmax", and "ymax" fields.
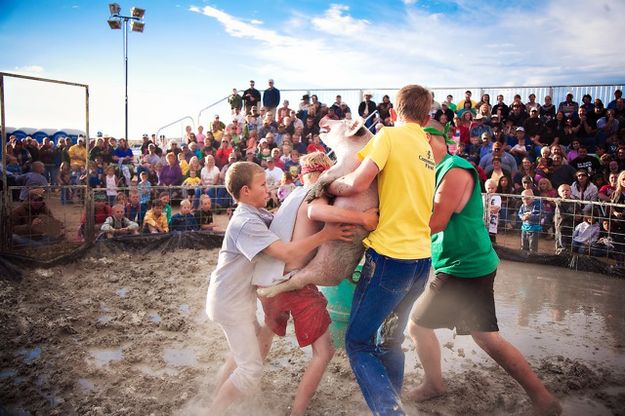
[
  {"xmin": 362, "ymin": 208, "xmax": 379, "ymax": 231},
  {"xmin": 321, "ymin": 222, "xmax": 355, "ymax": 242}
]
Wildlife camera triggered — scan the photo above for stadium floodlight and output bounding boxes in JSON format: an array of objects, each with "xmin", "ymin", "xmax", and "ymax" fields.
[
  {"xmin": 106, "ymin": 5, "xmax": 145, "ymax": 141},
  {"xmin": 130, "ymin": 7, "xmax": 145, "ymax": 18},
  {"xmin": 108, "ymin": 3, "xmax": 121, "ymax": 15},
  {"xmin": 107, "ymin": 18, "xmax": 122, "ymax": 29},
  {"xmin": 130, "ymin": 21, "xmax": 144, "ymax": 32}
]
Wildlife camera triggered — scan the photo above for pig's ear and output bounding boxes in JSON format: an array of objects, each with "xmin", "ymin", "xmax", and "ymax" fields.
[{"xmin": 347, "ymin": 117, "xmax": 365, "ymax": 136}]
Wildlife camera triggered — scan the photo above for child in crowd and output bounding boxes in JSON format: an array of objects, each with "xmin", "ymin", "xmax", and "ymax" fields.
[
  {"xmin": 105, "ymin": 165, "xmax": 120, "ymax": 206},
  {"xmin": 7, "ymin": 155, "xmax": 22, "ymax": 175},
  {"xmin": 143, "ymin": 200, "xmax": 169, "ymax": 233},
  {"xmin": 125, "ymin": 190, "xmax": 146, "ymax": 226},
  {"xmin": 554, "ymin": 184, "xmax": 580, "ymax": 254},
  {"xmin": 178, "ymin": 152, "xmax": 189, "ymax": 176},
  {"xmin": 100, "ymin": 203, "xmax": 139, "ymax": 239},
  {"xmin": 170, "ymin": 199, "xmax": 199, "ymax": 232},
  {"xmin": 137, "ymin": 171, "xmax": 152, "ymax": 216},
  {"xmin": 94, "ymin": 156, "xmax": 105, "ymax": 184},
  {"xmin": 182, "ymin": 169, "xmax": 202, "ymax": 202},
  {"xmin": 159, "ymin": 192, "xmax": 172, "ymax": 224},
  {"xmin": 195, "ymin": 195, "xmax": 215, "ymax": 231},
  {"xmin": 277, "ymin": 171, "xmax": 297, "ymax": 204},
  {"xmin": 58, "ymin": 162, "xmax": 72, "ymax": 205},
  {"xmin": 114, "ymin": 192, "xmax": 127, "ymax": 207},
  {"xmin": 84, "ymin": 161, "xmax": 102, "ymax": 189},
  {"xmin": 572, "ymin": 206, "xmax": 600, "ymax": 254},
  {"xmin": 537, "ymin": 178, "xmax": 557, "ymax": 235},
  {"xmin": 518, "ymin": 189, "xmax": 542, "ymax": 253},
  {"xmin": 590, "ymin": 219, "xmax": 617, "ymax": 258},
  {"xmin": 79, "ymin": 192, "xmax": 112, "ymax": 241},
  {"xmin": 484, "ymin": 178, "xmax": 501, "ymax": 243},
  {"xmin": 206, "ymin": 161, "xmax": 354, "ymax": 415}
]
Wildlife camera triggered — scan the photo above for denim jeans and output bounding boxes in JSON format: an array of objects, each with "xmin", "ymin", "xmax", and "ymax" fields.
[{"xmin": 346, "ymin": 248, "xmax": 431, "ymax": 416}]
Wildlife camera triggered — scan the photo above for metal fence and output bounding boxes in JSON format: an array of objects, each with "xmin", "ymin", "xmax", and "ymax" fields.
[
  {"xmin": 487, "ymin": 193, "xmax": 624, "ymax": 264},
  {"xmin": 4, "ymin": 184, "xmax": 232, "ymax": 253},
  {"xmin": 4, "ymin": 183, "xmax": 625, "ymax": 272}
]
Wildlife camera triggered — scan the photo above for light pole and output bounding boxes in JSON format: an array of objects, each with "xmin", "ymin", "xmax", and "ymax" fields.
[{"xmin": 107, "ymin": 3, "xmax": 145, "ymax": 141}]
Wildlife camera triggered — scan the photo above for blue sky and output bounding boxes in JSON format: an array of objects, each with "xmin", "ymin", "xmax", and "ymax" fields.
[{"xmin": 1, "ymin": 0, "xmax": 624, "ymax": 139}]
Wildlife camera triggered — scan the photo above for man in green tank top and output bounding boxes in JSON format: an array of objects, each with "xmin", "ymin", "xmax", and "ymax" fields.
[{"xmin": 405, "ymin": 121, "xmax": 561, "ymax": 415}]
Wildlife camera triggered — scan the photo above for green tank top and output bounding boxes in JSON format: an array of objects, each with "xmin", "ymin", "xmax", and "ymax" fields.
[{"xmin": 431, "ymin": 154, "xmax": 499, "ymax": 277}]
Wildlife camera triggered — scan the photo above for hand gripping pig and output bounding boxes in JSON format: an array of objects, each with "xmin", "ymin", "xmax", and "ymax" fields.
[{"xmin": 257, "ymin": 116, "xmax": 379, "ymax": 297}]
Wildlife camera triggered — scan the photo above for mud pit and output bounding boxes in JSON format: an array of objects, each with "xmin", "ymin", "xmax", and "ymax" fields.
[{"xmin": 1, "ymin": 251, "xmax": 625, "ymax": 416}]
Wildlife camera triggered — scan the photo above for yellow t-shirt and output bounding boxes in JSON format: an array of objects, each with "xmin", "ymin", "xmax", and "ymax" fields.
[
  {"xmin": 358, "ymin": 123, "xmax": 435, "ymax": 259},
  {"xmin": 183, "ymin": 176, "xmax": 201, "ymax": 186},
  {"xmin": 179, "ymin": 160, "xmax": 189, "ymax": 176}
]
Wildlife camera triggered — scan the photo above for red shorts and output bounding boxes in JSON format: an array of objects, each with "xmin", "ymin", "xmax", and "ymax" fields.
[{"xmin": 259, "ymin": 284, "xmax": 331, "ymax": 347}]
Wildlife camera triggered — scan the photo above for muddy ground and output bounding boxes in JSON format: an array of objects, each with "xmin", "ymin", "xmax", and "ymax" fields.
[{"xmin": 1, "ymin": 249, "xmax": 624, "ymax": 415}]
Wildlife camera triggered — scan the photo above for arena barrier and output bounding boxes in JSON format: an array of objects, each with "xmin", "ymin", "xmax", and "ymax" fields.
[{"xmin": 2, "ymin": 185, "xmax": 625, "ymax": 279}]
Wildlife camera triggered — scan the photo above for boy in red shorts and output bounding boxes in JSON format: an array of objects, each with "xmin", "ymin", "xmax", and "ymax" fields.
[{"xmin": 255, "ymin": 152, "xmax": 378, "ymax": 415}]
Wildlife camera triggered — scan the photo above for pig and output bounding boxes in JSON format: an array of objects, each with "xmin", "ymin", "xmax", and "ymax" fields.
[{"xmin": 257, "ymin": 116, "xmax": 379, "ymax": 297}]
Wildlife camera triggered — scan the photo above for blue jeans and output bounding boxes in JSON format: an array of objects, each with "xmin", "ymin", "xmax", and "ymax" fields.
[{"xmin": 345, "ymin": 248, "xmax": 431, "ymax": 416}]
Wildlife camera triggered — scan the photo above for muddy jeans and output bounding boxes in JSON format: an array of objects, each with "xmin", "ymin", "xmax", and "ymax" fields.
[{"xmin": 345, "ymin": 248, "xmax": 430, "ymax": 416}]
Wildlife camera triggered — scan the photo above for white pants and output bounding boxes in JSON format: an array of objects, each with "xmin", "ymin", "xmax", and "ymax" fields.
[{"xmin": 218, "ymin": 320, "xmax": 263, "ymax": 395}]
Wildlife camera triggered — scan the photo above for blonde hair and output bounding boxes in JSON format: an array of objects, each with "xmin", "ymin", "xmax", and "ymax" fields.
[
  {"xmin": 225, "ymin": 161, "xmax": 264, "ymax": 200},
  {"xmin": 396, "ymin": 84, "xmax": 432, "ymax": 124},
  {"xmin": 484, "ymin": 179, "xmax": 498, "ymax": 189},
  {"xmin": 538, "ymin": 177, "xmax": 553, "ymax": 192},
  {"xmin": 300, "ymin": 151, "xmax": 332, "ymax": 173},
  {"xmin": 611, "ymin": 170, "xmax": 625, "ymax": 203},
  {"xmin": 180, "ymin": 199, "xmax": 191, "ymax": 208}
]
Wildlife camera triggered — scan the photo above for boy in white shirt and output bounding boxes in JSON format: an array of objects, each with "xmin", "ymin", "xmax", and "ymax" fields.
[{"xmin": 205, "ymin": 161, "xmax": 353, "ymax": 415}]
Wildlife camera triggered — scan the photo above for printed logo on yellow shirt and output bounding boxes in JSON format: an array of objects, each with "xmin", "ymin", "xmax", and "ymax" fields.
[{"xmin": 419, "ymin": 149, "xmax": 435, "ymax": 171}]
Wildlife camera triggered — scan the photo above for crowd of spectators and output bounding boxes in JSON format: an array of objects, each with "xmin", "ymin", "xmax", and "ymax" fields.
[
  {"xmin": 456, "ymin": 88, "xmax": 625, "ymax": 259},
  {"xmin": 4, "ymin": 82, "xmax": 625, "ymax": 257}
]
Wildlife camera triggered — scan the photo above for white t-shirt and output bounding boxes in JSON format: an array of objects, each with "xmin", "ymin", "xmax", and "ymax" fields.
[
  {"xmin": 201, "ymin": 165, "xmax": 220, "ymax": 186},
  {"xmin": 206, "ymin": 203, "xmax": 279, "ymax": 325},
  {"xmin": 485, "ymin": 194, "xmax": 502, "ymax": 234},
  {"xmin": 265, "ymin": 166, "xmax": 284, "ymax": 189},
  {"xmin": 106, "ymin": 174, "xmax": 118, "ymax": 196}
]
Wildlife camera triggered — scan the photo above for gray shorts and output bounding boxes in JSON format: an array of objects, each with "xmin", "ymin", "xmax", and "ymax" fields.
[{"xmin": 410, "ymin": 270, "xmax": 498, "ymax": 335}]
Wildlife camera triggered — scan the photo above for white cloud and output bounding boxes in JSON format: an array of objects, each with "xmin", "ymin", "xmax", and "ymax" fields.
[
  {"xmin": 311, "ymin": 4, "xmax": 370, "ymax": 35},
  {"xmin": 250, "ymin": 19, "xmax": 263, "ymax": 25},
  {"xmin": 7, "ymin": 65, "xmax": 45, "ymax": 75},
  {"xmin": 402, "ymin": 0, "xmax": 417, "ymax": 5}
]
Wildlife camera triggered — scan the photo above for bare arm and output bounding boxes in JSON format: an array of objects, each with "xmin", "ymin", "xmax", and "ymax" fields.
[
  {"xmin": 430, "ymin": 168, "xmax": 474, "ymax": 234},
  {"xmin": 327, "ymin": 157, "xmax": 379, "ymax": 197},
  {"xmin": 262, "ymin": 222, "xmax": 353, "ymax": 263},
  {"xmin": 308, "ymin": 197, "xmax": 378, "ymax": 231}
]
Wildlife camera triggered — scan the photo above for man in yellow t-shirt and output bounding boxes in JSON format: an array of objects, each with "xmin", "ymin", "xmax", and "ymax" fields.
[
  {"xmin": 68, "ymin": 137, "xmax": 87, "ymax": 171},
  {"xmin": 326, "ymin": 84, "xmax": 435, "ymax": 415}
]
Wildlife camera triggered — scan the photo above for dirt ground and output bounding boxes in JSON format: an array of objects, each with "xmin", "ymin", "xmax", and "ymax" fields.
[{"xmin": 1, "ymin": 249, "xmax": 624, "ymax": 416}]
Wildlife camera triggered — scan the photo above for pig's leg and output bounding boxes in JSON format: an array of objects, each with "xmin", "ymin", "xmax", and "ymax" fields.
[
  {"xmin": 305, "ymin": 167, "xmax": 342, "ymax": 203},
  {"xmin": 257, "ymin": 239, "xmax": 365, "ymax": 298}
]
